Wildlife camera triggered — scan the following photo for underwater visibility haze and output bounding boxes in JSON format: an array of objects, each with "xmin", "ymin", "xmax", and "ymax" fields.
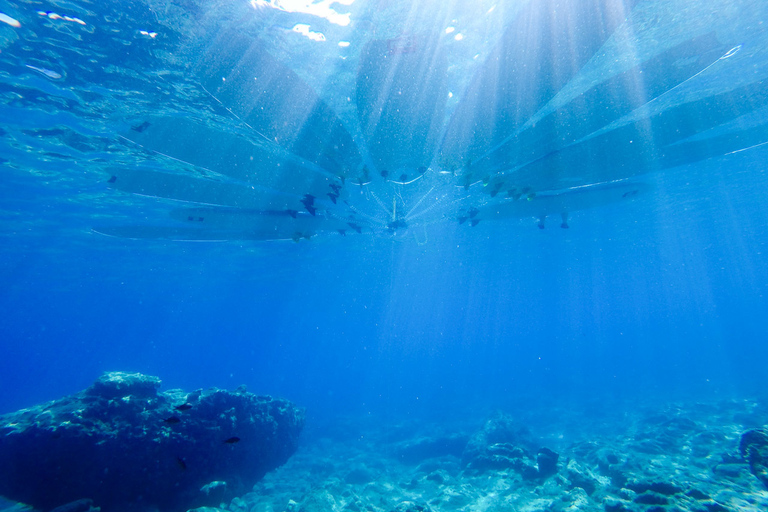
[{"xmin": 2, "ymin": 0, "xmax": 768, "ymax": 510}]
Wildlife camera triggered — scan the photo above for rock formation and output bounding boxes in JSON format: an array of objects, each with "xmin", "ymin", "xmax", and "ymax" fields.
[
  {"xmin": 0, "ymin": 372, "xmax": 304, "ymax": 512},
  {"xmin": 741, "ymin": 428, "xmax": 768, "ymax": 489}
]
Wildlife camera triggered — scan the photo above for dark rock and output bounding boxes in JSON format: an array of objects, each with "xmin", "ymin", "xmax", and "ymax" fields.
[
  {"xmin": 603, "ymin": 499, "xmax": 634, "ymax": 512},
  {"xmin": 702, "ymin": 502, "xmax": 730, "ymax": 512},
  {"xmin": 607, "ymin": 469, "xmax": 629, "ymax": 490},
  {"xmin": 740, "ymin": 428, "xmax": 768, "ymax": 489},
  {"xmin": 594, "ymin": 448, "xmax": 622, "ymax": 469},
  {"xmin": 467, "ymin": 442, "xmax": 535, "ymax": 474},
  {"xmin": 593, "ymin": 449, "xmax": 628, "ymax": 488},
  {"xmin": 719, "ymin": 451, "xmax": 743, "ymax": 464},
  {"xmin": 686, "ymin": 489, "xmax": 711, "ymax": 500},
  {"xmin": 537, "ymin": 447, "xmax": 559, "ymax": 478},
  {"xmin": 633, "ymin": 492, "xmax": 669, "ymax": 505},
  {"xmin": 712, "ymin": 462, "xmax": 749, "ymax": 478},
  {"xmin": 627, "ymin": 481, "xmax": 683, "ymax": 496},
  {"xmin": 463, "ymin": 413, "xmax": 531, "ymax": 462},
  {"xmin": 462, "ymin": 413, "xmax": 535, "ymax": 473},
  {"xmin": 0, "ymin": 372, "xmax": 304, "ymax": 512},
  {"xmin": 394, "ymin": 434, "xmax": 469, "ymax": 464},
  {"xmin": 521, "ymin": 463, "xmax": 541, "ymax": 481},
  {"xmin": 425, "ymin": 469, "xmax": 450, "ymax": 484}
]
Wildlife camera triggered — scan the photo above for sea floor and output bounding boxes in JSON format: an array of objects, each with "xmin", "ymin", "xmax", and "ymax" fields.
[
  {"xmin": 2, "ymin": 396, "xmax": 768, "ymax": 512},
  {"xmin": 231, "ymin": 397, "xmax": 768, "ymax": 512}
]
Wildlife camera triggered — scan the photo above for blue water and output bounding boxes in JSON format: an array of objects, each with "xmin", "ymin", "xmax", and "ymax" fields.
[{"xmin": 1, "ymin": 0, "xmax": 768, "ymax": 429}]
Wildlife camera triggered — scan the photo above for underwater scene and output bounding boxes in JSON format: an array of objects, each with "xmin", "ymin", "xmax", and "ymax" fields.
[{"xmin": 2, "ymin": 0, "xmax": 768, "ymax": 510}]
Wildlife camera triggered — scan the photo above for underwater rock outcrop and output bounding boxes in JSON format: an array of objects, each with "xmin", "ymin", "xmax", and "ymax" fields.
[
  {"xmin": 0, "ymin": 372, "xmax": 305, "ymax": 512},
  {"xmin": 393, "ymin": 433, "xmax": 469, "ymax": 464},
  {"xmin": 740, "ymin": 429, "xmax": 768, "ymax": 489},
  {"xmin": 462, "ymin": 413, "xmax": 559, "ymax": 480}
]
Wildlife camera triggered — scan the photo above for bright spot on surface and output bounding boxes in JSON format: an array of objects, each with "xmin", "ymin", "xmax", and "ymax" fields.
[
  {"xmin": 37, "ymin": 11, "xmax": 85, "ymax": 25},
  {"xmin": 487, "ymin": 5, "xmax": 496, "ymax": 14},
  {"xmin": 338, "ymin": 41, "xmax": 350, "ymax": 47},
  {"xmin": 448, "ymin": 91, "xmax": 453, "ymax": 98},
  {"xmin": 251, "ymin": 0, "xmax": 352, "ymax": 27},
  {"xmin": 454, "ymin": 33, "xmax": 464, "ymax": 41},
  {"xmin": 0, "ymin": 13, "xmax": 20, "ymax": 27},
  {"xmin": 292, "ymin": 24, "xmax": 326, "ymax": 42},
  {"xmin": 445, "ymin": 26, "xmax": 455, "ymax": 34},
  {"xmin": 140, "ymin": 30, "xmax": 158, "ymax": 38}
]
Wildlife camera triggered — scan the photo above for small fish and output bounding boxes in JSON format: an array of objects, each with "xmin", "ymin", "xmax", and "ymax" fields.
[
  {"xmin": 223, "ymin": 437, "xmax": 240, "ymax": 444},
  {"xmin": 174, "ymin": 403, "xmax": 192, "ymax": 411},
  {"xmin": 285, "ymin": 209, "xmax": 298, "ymax": 218},
  {"xmin": 131, "ymin": 121, "xmax": 151, "ymax": 132},
  {"xmin": 399, "ymin": 173, "xmax": 408, "ymax": 182},
  {"xmin": 417, "ymin": 166, "xmax": 427, "ymax": 174},
  {"xmin": 176, "ymin": 456, "xmax": 187, "ymax": 470},
  {"xmin": 25, "ymin": 64, "xmax": 62, "ymax": 80},
  {"xmin": 163, "ymin": 416, "xmax": 181, "ymax": 424},
  {"xmin": 380, "ymin": 169, "xmax": 389, "ymax": 178},
  {"xmin": 301, "ymin": 195, "xmax": 316, "ymax": 215},
  {"xmin": 327, "ymin": 193, "xmax": 338, "ymax": 204},
  {"xmin": 107, "ymin": 175, "xmax": 117, "ymax": 183}
]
